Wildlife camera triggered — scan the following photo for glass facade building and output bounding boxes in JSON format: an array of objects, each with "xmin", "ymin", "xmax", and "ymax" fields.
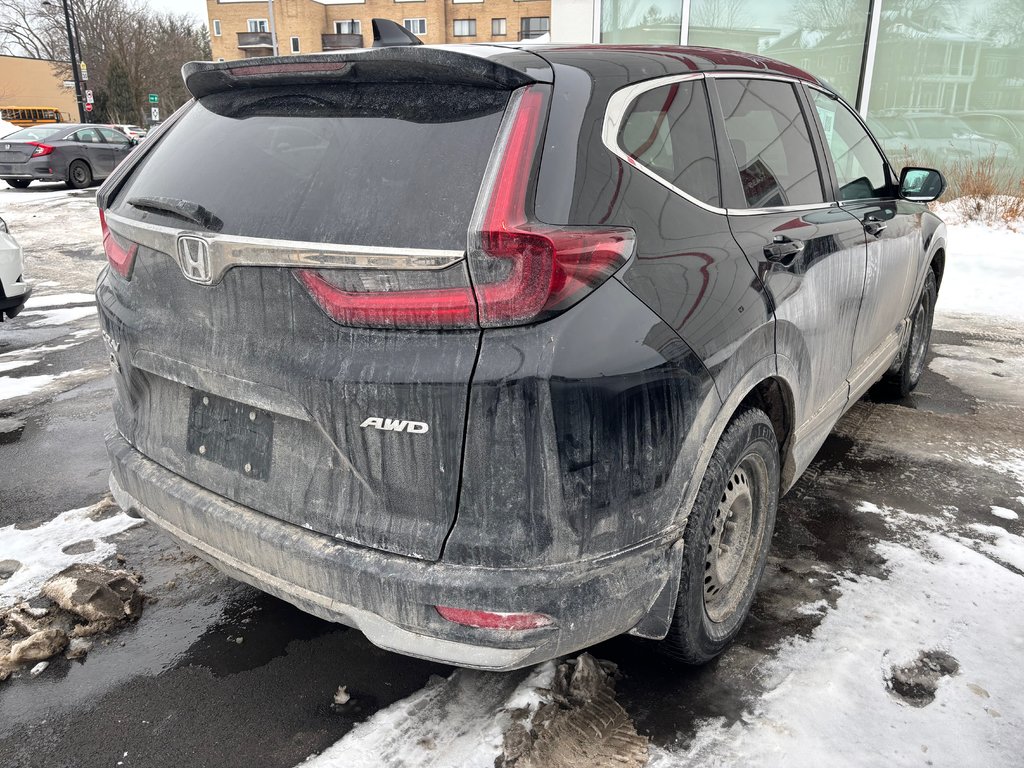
[{"xmin": 584, "ymin": 0, "xmax": 1024, "ymax": 170}]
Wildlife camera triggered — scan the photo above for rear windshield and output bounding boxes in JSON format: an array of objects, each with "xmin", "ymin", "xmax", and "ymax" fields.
[
  {"xmin": 112, "ymin": 84, "xmax": 509, "ymax": 250},
  {"xmin": 5, "ymin": 126, "xmax": 66, "ymax": 142}
]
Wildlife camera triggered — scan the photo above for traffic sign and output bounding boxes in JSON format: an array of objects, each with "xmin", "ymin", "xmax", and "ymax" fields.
[
  {"xmin": 80, "ymin": 62, "xmax": 88, "ymax": 80},
  {"xmin": 151, "ymin": 106, "xmax": 160, "ymax": 121},
  {"xmin": 148, "ymin": 94, "xmax": 159, "ymax": 103},
  {"xmin": 63, "ymin": 80, "xmax": 75, "ymax": 88},
  {"xmin": 85, "ymin": 103, "xmax": 93, "ymax": 113},
  {"xmin": 85, "ymin": 89, "xmax": 94, "ymax": 105}
]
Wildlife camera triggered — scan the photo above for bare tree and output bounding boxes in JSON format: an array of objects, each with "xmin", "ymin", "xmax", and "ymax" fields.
[
  {"xmin": 0, "ymin": 0, "xmax": 209, "ymax": 123},
  {"xmin": 689, "ymin": 0, "xmax": 745, "ymax": 29}
]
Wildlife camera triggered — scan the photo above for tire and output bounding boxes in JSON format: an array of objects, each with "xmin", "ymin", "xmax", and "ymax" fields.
[
  {"xmin": 663, "ymin": 408, "xmax": 780, "ymax": 664},
  {"xmin": 66, "ymin": 160, "xmax": 93, "ymax": 190},
  {"xmin": 886, "ymin": 269, "xmax": 937, "ymax": 399},
  {"xmin": 5, "ymin": 179, "xmax": 30, "ymax": 189}
]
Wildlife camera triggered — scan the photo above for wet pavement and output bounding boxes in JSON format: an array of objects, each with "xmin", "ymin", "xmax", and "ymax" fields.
[{"xmin": 1, "ymin": 185, "xmax": 1022, "ymax": 767}]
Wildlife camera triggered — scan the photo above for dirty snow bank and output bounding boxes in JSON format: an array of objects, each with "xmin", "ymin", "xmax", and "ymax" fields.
[
  {"xmin": 0, "ymin": 500, "xmax": 144, "ymax": 609},
  {"xmin": 302, "ymin": 662, "xmax": 556, "ymax": 768},
  {"xmin": 652, "ymin": 520, "xmax": 1024, "ymax": 768}
]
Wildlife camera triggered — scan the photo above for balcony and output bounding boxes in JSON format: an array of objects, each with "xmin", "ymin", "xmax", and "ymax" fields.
[
  {"xmin": 237, "ymin": 31, "xmax": 274, "ymax": 50},
  {"xmin": 321, "ymin": 33, "xmax": 364, "ymax": 51}
]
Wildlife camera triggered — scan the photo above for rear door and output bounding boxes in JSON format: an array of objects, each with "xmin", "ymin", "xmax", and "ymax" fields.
[
  {"xmin": 711, "ymin": 76, "xmax": 868, "ymax": 439},
  {"xmin": 69, "ymin": 127, "xmax": 111, "ymax": 175},
  {"xmin": 96, "ymin": 126, "xmax": 134, "ymax": 176},
  {"xmin": 96, "ymin": 78, "xmax": 518, "ymax": 561},
  {"xmin": 806, "ymin": 88, "xmax": 921, "ymax": 388}
]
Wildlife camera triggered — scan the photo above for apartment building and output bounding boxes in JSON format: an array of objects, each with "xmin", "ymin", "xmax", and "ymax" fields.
[{"xmin": 206, "ymin": 0, "xmax": 551, "ymax": 60}]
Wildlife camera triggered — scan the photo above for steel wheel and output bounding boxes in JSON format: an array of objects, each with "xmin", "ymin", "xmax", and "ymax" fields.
[{"xmin": 67, "ymin": 160, "xmax": 92, "ymax": 190}]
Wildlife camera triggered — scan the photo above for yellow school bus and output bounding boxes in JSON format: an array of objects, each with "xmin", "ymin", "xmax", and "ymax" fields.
[{"xmin": 0, "ymin": 106, "xmax": 64, "ymax": 126}]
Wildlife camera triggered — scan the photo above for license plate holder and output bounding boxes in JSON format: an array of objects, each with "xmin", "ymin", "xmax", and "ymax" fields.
[{"xmin": 186, "ymin": 390, "xmax": 273, "ymax": 480}]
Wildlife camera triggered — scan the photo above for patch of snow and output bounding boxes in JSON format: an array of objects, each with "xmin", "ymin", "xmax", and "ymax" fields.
[
  {"xmin": 0, "ymin": 373, "xmax": 57, "ymax": 401},
  {"xmin": 967, "ymin": 523, "xmax": 1024, "ymax": 573},
  {"xmin": 0, "ymin": 501, "xmax": 144, "ymax": 608},
  {"xmin": 991, "ymin": 506, "xmax": 1019, "ymax": 521},
  {"xmin": 21, "ymin": 306, "xmax": 97, "ymax": 327},
  {"xmin": 23, "ymin": 292, "xmax": 96, "ymax": 309},
  {"xmin": 658, "ymin": 532, "xmax": 1024, "ymax": 767},
  {"xmin": 302, "ymin": 661, "xmax": 555, "ymax": 768},
  {"xmin": 0, "ymin": 343, "xmax": 77, "ymax": 358},
  {"xmin": 0, "ymin": 359, "xmax": 38, "ymax": 374}
]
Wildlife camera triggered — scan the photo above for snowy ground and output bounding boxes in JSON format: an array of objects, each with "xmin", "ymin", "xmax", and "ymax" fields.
[{"xmin": 1, "ymin": 181, "xmax": 1022, "ymax": 767}]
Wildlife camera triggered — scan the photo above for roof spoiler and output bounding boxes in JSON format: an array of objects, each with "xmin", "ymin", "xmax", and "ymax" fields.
[
  {"xmin": 372, "ymin": 18, "xmax": 422, "ymax": 47},
  {"xmin": 182, "ymin": 46, "xmax": 545, "ymax": 100}
]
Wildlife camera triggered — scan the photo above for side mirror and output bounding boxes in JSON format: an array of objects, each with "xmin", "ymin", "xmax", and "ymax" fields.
[
  {"xmin": 128, "ymin": 137, "xmax": 138, "ymax": 147},
  {"xmin": 899, "ymin": 167, "xmax": 946, "ymax": 202}
]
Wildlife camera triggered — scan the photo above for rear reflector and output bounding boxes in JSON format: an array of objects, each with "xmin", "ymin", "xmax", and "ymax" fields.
[
  {"xmin": 99, "ymin": 210, "xmax": 139, "ymax": 278},
  {"xmin": 435, "ymin": 605, "xmax": 553, "ymax": 631}
]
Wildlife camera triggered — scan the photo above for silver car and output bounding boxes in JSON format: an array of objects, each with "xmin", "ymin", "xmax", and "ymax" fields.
[
  {"xmin": 0, "ymin": 217, "xmax": 31, "ymax": 320},
  {"xmin": 1, "ymin": 123, "xmax": 137, "ymax": 190}
]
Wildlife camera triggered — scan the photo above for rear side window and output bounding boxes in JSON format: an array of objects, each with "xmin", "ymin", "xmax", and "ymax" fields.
[
  {"xmin": 717, "ymin": 79, "xmax": 825, "ymax": 209},
  {"xmin": 112, "ymin": 84, "xmax": 509, "ymax": 250},
  {"xmin": 618, "ymin": 80, "xmax": 720, "ymax": 207}
]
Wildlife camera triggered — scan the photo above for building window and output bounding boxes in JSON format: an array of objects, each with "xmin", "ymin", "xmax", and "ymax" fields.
[
  {"xmin": 404, "ymin": 18, "xmax": 427, "ymax": 35},
  {"xmin": 453, "ymin": 19, "xmax": 476, "ymax": 37},
  {"xmin": 213, "ymin": 20, "xmax": 221, "ymax": 36},
  {"xmin": 519, "ymin": 16, "xmax": 548, "ymax": 40},
  {"xmin": 290, "ymin": 36, "xmax": 300, "ymax": 53},
  {"xmin": 491, "ymin": 18, "xmax": 506, "ymax": 36},
  {"xmin": 335, "ymin": 20, "xmax": 361, "ymax": 35},
  {"xmin": 247, "ymin": 19, "xmax": 268, "ymax": 33}
]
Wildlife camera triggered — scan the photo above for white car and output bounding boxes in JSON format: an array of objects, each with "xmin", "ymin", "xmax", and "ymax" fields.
[
  {"xmin": 108, "ymin": 124, "xmax": 148, "ymax": 141},
  {"xmin": 0, "ymin": 118, "xmax": 18, "ymax": 138},
  {"xmin": 0, "ymin": 217, "xmax": 31, "ymax": 320}
]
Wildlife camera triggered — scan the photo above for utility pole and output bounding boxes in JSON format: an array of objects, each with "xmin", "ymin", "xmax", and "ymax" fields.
[
  {"xmin": 46, "ymin": 0, "xmax": 85, "ymax": 122},
  {"xmin": 267, "ymin": 0, "xmax": 279, "ymax": 56},
  {"xmin": 65, "ymin": 0, "xmax": 89, "ymax": 122}
]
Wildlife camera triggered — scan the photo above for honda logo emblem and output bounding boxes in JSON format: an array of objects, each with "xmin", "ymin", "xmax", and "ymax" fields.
[{"xmin": 176, "ymin": 235, "xmax": 211, "ymax": 284}]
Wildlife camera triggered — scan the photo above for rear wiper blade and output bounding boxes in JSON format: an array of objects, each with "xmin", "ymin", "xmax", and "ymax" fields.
[{"xmin": 127, "ymin": 196, "xmax": 224, "ymax": 232}]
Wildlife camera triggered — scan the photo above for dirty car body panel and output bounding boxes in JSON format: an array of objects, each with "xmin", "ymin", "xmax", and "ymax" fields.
[{"xmin": 97, "ymin": 44, "xmax": 945, "ymax": 670}]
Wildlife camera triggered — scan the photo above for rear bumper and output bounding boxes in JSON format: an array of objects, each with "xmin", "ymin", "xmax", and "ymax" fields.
[{"xmin": 107, "ymin": 430, "xmax": 676, "ymax": 670}]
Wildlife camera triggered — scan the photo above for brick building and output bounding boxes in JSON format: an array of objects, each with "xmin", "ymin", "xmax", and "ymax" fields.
[{"xmin": 206, "ymin": 0, "xmax": 551, "ymax": 60}]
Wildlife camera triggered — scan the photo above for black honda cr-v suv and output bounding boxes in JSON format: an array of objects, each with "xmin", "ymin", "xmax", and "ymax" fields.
[{"xmin": 96, "ymin": 42, "xmax": 946, "ymax": 670}]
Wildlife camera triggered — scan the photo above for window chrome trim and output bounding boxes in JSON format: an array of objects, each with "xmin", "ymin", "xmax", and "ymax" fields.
[
  {"xmin": 103, "ymin": 211, "xmax": 465, "ymax": 285},
  {"xmin": 603, "ymin": 72, "xmax": 838, "ymax": 217}
]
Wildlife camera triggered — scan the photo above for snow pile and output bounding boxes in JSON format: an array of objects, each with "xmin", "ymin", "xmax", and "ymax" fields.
[
  {"xmin": 0, "ymin": 501, "xmax": 144, "ymax": 609},
  {"xmin": 650, "ymin": 526, "xmax": 1024, "ymax": 768},
  {"xmin": 23, "ymin": 292, "xmax": 96, "ymax": 310},
  {"xmin": 302, "ymin": 662, "xmax": 555, "ymax": 768}
]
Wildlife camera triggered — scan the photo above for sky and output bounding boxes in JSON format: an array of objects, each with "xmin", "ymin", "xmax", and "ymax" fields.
[{"xmin": 145, "ymin": 0, "xmax": 209, "ymax": 23}]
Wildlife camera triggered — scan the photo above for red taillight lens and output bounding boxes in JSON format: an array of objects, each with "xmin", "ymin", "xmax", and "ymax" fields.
[
  {"xmin": 468, "ymin": 86, "xmax": 635, "ymax": 327},
  {"xmin": 435, "ymin": 605, "xmax": 553, "ymax": 631},
  {"xmin": 298, "ymin": 84, "xmax": 634, "ymax": 330},
  {"xmin": 99, "ymin": 210, "xmax": 139, "ymax": 278},
  {"xmin": 29, "ymin": 142, "xmax": 54, "ymax": 157}
]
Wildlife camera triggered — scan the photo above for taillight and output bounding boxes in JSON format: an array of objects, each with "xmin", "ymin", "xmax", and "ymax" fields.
[
  {"xmin": 435, "ymin": 605, "xmax": 553, "ymax": 631},
  {"xmin": 298, "ymin": 84, "xmax": 634, "ymax": 330},
  {"xmin": 468, "ymin": 86, "xmax": 635, "ymax": 327},
  {"xmin": 28, "ymin": 142, "xmax": 54, "ymax": 157},
  {"xmin": 99, "ymin": 210, "xmax": 139, "ymax": 278}
]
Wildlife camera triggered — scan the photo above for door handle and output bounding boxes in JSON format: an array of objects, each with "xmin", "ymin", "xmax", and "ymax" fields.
[
  {"xmin": 864, "ymin": 215, "xmax": 887, "ymax": 237},
  {"xmin": 763, "ymin": 236, "xmax": 804, "ymax": 263}
]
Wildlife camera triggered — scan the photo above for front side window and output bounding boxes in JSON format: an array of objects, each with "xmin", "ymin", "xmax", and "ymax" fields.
[
  {"xmin": 453, "ymin": 19, "xmax": 476, "ymax": 36},
  {"xmin": 811, "ymin": 90, "xmax": 890, "ymax": 201},
  {"xmin": 404, "ymin": 18, "xmax": 427, "ymax": 35},
  {"xmin": 618, "ymin": 80, "xmax": 720, "ymax": 207},
  {"xmin": 717, "ymin": 78, "xmax": 825, "ymax": 209},
  {"xmin": 247, "ymin": 19, "xmax": 268, "ymax": 33}
]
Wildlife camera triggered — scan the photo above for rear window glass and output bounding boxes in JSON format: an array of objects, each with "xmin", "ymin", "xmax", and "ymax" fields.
[
  {"xmin": 717, "ymin": 79, "xmax": 825, "ymax": 209},
  {"xmin": 112, "ymin": 84, "xmax": 509, "ymax": 250},
  {"xmin": 4, "ymin": 126, "xmax": 66, "ymax": 142}
]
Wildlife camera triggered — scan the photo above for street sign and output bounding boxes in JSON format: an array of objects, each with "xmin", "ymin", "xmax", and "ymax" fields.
[
  {"xmin": 85, "ymin": 103, "xmax": 93, "ymax": 113},
  {"xmin": 151, "ymin": 107, "xmax": 160, "ymax": 121},
  {"xmin": 148, "ymin": 94, "xmax": 159, "ymax": 103},
  {"xmin": 80, "ymin": 62, "xmax": 88, "ymax": 80},
  {"xmin": 63, "ymin": 80, "xmax": 75, "ymax": 89},
  {"xmin": 85, "ymin": 90, "xmax": 94, "ymax": 105}
]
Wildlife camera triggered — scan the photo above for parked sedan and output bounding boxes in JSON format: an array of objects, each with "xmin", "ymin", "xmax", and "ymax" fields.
[
  {"xmin": 97, "ymin": 42, "xmax": 946, "ymax": 670},
  {"xmin": 108, "ymin": 124, "xmax": 149, "ymax": 141},
  {"xmin": 0, "ymin": 217, "xmax": 31, "ymax": 320},
  {"xmin": 874, "ymin": 113, "xmax": 1017, "ymax": 165},
  {"xmin": 1, "ymin": 123, "xmax": 136, "ymax": 190}
]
